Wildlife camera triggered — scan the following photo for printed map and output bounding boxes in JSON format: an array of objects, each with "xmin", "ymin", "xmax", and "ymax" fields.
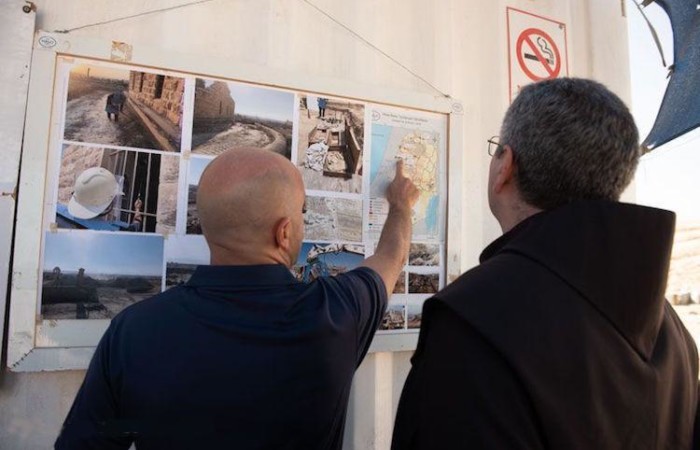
[{"xmin": 370, "ymin": 125, "xmax": 441, "ymax": 240}]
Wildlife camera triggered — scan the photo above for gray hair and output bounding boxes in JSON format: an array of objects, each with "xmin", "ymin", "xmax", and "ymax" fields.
[{"xmin": 500, "ymin": 78, "xmax": 640, "ymax": 210}]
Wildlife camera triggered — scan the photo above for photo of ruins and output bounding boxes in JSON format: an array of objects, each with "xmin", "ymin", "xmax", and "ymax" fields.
[
  {"xmin": 408, "ymin": 243, "xmax": 440, "ymax": 266},
  {"xmin": 64, "ymin": 64, "xmax": 184, "ymax": 152},
  {"xmin": 55, "ymin": 145, "xmax": 179, "ymax": 234},
  {"xmin": 303, "ymin": 196, "xmax": 363, "ymax": 242},
  {"xmin": 185, "ymin": 156, "xmax": 213, "ymax": 234},
  {"xmin": 406, "ymin": 298, "xmax": 424, "ymax": 329},
  {"xmin": 408, "ymin": 272, "xmax": 440, "ymax": 294},
  {"xmin": 296, "ymin": 95, "xmax": 364, "ymax": 193},
  {"xmin": 393, "ymin": 270, "xmax": 406, "ymax": 294},
  {"xmin": 165, "ymin": 262, "xmax": 198, "ymax": 290},
  {"xmin": 192, "ymin": 79, "xmax": 294, "ymax": 158},
  {"xmin": 41, "ymin": 232, "xmax": 164, "ymax": 320},
  {"xmin": 380, "ymin": 303, "xmax": 406, "ymax": 331},
  {"xmin": 293, "ymin": 243, "xmax": 364, "ymax": 283}
]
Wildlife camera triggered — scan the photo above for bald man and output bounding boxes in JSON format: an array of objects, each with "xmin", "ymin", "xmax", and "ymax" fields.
[{"xmin": 56, "ymin": 148, "xmax": 419, "ymax": 450}]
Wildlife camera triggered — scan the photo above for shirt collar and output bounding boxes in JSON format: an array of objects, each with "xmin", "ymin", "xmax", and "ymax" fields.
[
  {"xmin": 479, "ymin": 210, "xmax": 546, "ymax": 263},
  {"xmin": 186, "ymin": 264, "xmax": 299, "ymax": 287}
]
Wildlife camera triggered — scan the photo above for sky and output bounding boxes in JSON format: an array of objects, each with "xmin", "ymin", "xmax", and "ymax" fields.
[
  {"xmin": 164, "ymin": 235, "xmax": 209, "ymax": 264},
  {"xmin": 71, "ymin": 64, "xmax": 130, "ymax": 81},
  {"xmin": 43, "ymin": 232, "xmax": 164, "ymax": 276},
  {"xmin": 203, "ymin": 79, "xmax": 294, "ymax": 122},
  {"xmin": 627, "ymin": 1, "xmax": 700, "ymax": 222},
  {"xmin": 305, "ymin": 95, "xmax": 321, "ymax": 112},
  {"xmin": 189, "ymin": 155, "xmax": 212, "ymax": 186}
]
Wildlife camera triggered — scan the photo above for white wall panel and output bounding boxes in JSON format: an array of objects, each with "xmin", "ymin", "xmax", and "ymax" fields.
[{"xmin": 0, "ymin": 1, "xmax": 632, "ymax": 448}]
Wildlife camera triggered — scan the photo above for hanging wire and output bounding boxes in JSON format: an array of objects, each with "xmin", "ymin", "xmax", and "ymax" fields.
[
  {"xmin": 297, "ymin": 0, "xmax": 451, "ymax": 99},
  {"xmin": 50, "ymin": 0, "xmax": 451, "ymax": 99},
  {"xmin": 53, "ymin": 0, "xmax": 220, "ymax": 33}
]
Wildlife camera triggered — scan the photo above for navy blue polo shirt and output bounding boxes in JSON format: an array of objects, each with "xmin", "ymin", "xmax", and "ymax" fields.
[{"xmin": 56, "ymin": 264, "xmax": 387, "ymax": 450}]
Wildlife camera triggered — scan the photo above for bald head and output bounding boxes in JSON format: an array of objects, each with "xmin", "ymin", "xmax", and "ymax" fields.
[{"xmin": 197, "ymin": 147, "xmax": 305, "ymax": 266}]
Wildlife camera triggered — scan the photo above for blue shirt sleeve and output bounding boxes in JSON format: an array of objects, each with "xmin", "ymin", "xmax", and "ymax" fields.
[
  {"xmin": 55, "ymin": 321, "xmax": 133, "ymax": 450},
  {"xmin": 330, "ymin": 267, "xmax": 388, "ymax": 366}
]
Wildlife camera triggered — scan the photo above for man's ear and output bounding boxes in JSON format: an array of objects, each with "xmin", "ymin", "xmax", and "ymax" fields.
[
  {"xmin": 492, "ymin": 145, "xmax": 516, "ymax": 194},
  {"xmin": 274, "ymin": 217, "xmax": 292, "ymax": 251}
]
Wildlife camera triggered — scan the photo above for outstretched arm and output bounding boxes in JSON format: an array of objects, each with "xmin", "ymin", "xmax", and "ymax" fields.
[{"xmin": 360, "ymin": 159, "xmax": 419, "ymax": 296}]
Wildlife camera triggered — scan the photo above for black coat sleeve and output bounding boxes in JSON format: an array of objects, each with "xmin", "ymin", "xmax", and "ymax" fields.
[
  {"xmin": 392, "ymin": 303, "xmax": 545, "ymax": 450},
  {"xmin": 694, "ymin": 383, "xmax": 700, "ymax": 449}
]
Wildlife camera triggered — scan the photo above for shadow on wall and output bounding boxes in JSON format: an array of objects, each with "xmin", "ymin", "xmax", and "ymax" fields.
[{"xmin": 0, "ymin": 370, "xmax": 85, "ymax": 448}]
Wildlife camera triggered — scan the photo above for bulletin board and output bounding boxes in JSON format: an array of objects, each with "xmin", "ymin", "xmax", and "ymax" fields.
[{"xmin": 7, "ymin": 31, "xmax": 464, "ymax": 371}]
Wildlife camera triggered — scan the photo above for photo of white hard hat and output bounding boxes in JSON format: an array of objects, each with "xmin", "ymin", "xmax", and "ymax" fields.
[{"xmin": 68, "ymin": 167, "xmax": 122, "ymax": 219}]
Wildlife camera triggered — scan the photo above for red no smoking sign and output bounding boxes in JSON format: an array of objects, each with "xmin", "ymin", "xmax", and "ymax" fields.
[
  {"xmin": 508, "ymin": 8, "xmax": 568, "ymax": 100},
  {"xmin": 516, "ymin": 28, "xmax": 561, "ymax": 81}
]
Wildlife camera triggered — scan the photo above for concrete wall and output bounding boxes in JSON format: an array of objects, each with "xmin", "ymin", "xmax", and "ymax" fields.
[
  {"xmin": 0, "ymin": 0, "xmax": 632, "ymax": 448},
  {"xmin": 57, "ymin": 146, "xmax": 104, "ymax": 205},
  {"xmin": 156, "ymin": 154, "xmax": 180, "ymax": 234}
]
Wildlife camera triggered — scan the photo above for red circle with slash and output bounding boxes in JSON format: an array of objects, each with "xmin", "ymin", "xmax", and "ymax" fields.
[{"xmin": 516, "ymin": 28, "xmax": 562, "ymax": 81}]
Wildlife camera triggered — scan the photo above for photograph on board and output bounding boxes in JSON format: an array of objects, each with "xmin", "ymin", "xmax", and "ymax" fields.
[
  {"xmin": 408, "ymin": 272, "xmax": 440, "ymax": 294},
  {"xmin": 408, "ymin": 243, "xmax": 440, "ymax": 266},
  {"xmin": 41, "ymin": 232, "xmax": 164, "ymax": 320},
  {"xmin": 64, "ymin": 63, "xmax": 184, "ymax": 152},
  {"xmin": 55, "ymin": 145, "xmax": 179, "ymax": 234},
  {"xmin": 296, "ymin": 95, "xmax": 364, "ymax": 193},
  {"xmin": 165, "ymin": 263, "xmax": 198, "ymax": 290},
  {"xmin": 393, "ymin": 270, "xmax": 407, "ymax": 294},
  {"xmin": 303, "ymin": 195, "xmax": 363, "ymax": 243},
  {"xmin": 380, "ymin": 299, "xmax": 406, "ymax": 331},
  {"xmin": 293, "ymin": 242, "xmax": 364, "ymax": 282},
  {"xmin": 371, "ymin": 241, "xmax": 406, "ymax": 293},
  {"xmin": 164, "ymin": 236, "xmax": 209, "ymax": 289},
  {"xmin": 185, "ymin": 156, "xmax": 214, "ymax": 235},
  {"xmin": 192, "ymin": 79, "xmax": 294, "ymax": 158},
  {"xmin": 406, "ymin": 297, "xmax": 425, "ymax": 329}
]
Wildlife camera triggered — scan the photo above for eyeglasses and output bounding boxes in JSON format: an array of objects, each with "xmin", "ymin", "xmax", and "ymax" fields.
[{"xmin": 487, "ymin": 136, "xmax": 504, "ymax": 157}]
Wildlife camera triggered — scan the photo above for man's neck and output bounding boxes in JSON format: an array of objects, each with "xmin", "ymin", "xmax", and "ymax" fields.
[
  {"xmin": 499, "ymin": 201, "xmax": 542, "ymax": 233},
  {"xmin": 208, "ymin": 242, "xmax": 289, "ymax": 267}
]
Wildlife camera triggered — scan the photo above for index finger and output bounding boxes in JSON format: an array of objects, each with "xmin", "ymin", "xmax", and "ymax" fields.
[{"xmin": 395, "ymin": 158, "xmax": 404, "ymax": 178}]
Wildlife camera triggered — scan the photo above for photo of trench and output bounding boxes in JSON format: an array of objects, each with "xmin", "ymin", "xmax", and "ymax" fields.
[
  {"xmin": 191, "ymin": 79, "xmax": 294, "ymax": 159},
  {"xmin": 296, "ymin": 95, "xmax": 364, "ymax": 194}
]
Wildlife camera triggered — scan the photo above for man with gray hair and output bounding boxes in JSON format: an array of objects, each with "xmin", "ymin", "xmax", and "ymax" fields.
[{"xmin": 392, "ymin": 78, "xmax": 699, "ymax": 449}]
